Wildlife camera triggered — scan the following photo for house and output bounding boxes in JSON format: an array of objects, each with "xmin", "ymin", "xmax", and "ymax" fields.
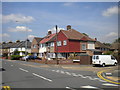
[
  {"xmin": 39, "ymin": 31, "xmax": 56, "ymax": 59},
  {"xmin": 39, "ymin": 25, "xmax": 96, "ymax": 60},
  {"xmin": 0, "ymin": 41, "xmax": 15, "ymax": 57},
  {"xmin": 31, "ymin": 37, "xmax": 43, "ymax": 56},
  {"xmin": 110, "ymin": 42, "xmax": 120, "ymax": 53},
  {"xmin": 95, "ymin": 40, "xmax": 110, "ymax": 54},
  {"xmin": 0, "ymin": 40, "xmax": 31, "ymax": 57},
  {"xmin": 54, "ymin": 25, "xmax": 96, "ymax": 59},
  {"xmin": 10, "ymin": 39, "xmax": 31, "ymax": 56}
]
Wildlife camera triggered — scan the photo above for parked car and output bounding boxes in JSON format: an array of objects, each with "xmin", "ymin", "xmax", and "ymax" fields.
[
  {"xmin": 22, "ymin": 55, "xmax": 38, "ymax": 61},
  {"xmin": 92, "ymin": 55, "xmax": 118, "ymax": 67},
  {"xmin": 0, "ymin": 67, "xmax": 5, "ymax": 71}
]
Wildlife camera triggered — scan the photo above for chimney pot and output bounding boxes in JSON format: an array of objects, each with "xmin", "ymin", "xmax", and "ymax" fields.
[
  {"xmin": 95, "ymin": 38, "xmax": 97, "ymax": 41},
  {"xmin": 48, "ymin": 30, "xmax": 52, "ymax": 35},
  {"xmin": 67, "ymin": 25, "xmax": 71, "ymax": 30}
]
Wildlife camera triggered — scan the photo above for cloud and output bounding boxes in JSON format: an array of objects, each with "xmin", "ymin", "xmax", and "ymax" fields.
[
  {"xmin": 0, "ymin": 33, "xmax": 10, "ymax": 37},
  {"xmin": 102, "ymin": 6, "xmax": 118, "ymax": 17},
  {"xmin": 28, "ymin": 35, "xmax": 36, "ymax": 41},
  {"xmin": 48, "ymin": 27, "xmax": 65, "ymax": 33},
  {"xmin": 106, "ymin": 32, "xmax": 118, "ymax": 37},
  {"xmin": 8, "ymin": 26, "xmax": 32, "ymax": 32},
  {"xmin": 3, "ymin": 14, "xmax": 35, "ymax": 23},
  {"xmin": 100, "ymin": 32, "xmax": 118, "ymax": 43}
]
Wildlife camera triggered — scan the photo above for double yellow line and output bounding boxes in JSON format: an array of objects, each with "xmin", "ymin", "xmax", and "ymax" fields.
[
  {"xmin": 2, "ymin": 86, "xmax": 11, "ymax": 90},
  {"xmin": 97, "ymin": 70, "xmax": 120, "ymax": 84}
]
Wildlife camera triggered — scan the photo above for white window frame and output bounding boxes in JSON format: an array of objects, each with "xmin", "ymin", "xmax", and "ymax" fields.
[
  {"xmin": 57, "ymin": 41, "xmax": 62, "ymax": 46},
  {"xmin": 82, "ymin": 44, "xmax": 86, "ymax": 50},
  {"xmin": 33, "ymin": 45, "xmax": 36, "ymax": 48},
  {"xmin": 63, "ymin": 40, "xmax": 67, "ymax": 45},
  {"xmin": 50, "ymin": 42, "xmax": 54, "ymax": 47}
]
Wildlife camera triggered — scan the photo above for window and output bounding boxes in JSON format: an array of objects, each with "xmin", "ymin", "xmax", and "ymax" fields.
[
  {"xmin": 57, "ymin": 41, "xmax": 62, "ymax": 46},
  {"xmin": 50, "ymin": 42, "xmax": 54, "ymax": 47},
  {"xmin": 111, "ymin": 56, "xmax": 115, "ymax": 60},
  {"xmin": 33, "ymin": 45, "xmax": 36, "ymax": 48},
  {"xmin": 40, "ymin": 44, "xmax": 43, "ymax": 48},
  {"xmin": 96, "ymin": 56, "xmax": 99, "ymax": 59},
  {"xmin": 82, "ymin": 44, "xmax": 86, "ymax": 50},
  {"xmin": 63, "ymin": 40, "xmax": 67, "ymax": 45}
]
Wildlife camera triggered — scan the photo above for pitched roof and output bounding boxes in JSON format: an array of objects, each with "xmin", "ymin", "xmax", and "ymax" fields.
[
  {"xmin": 0, "ymin": 42, "xmax": 15, "ymax": 49},
  {"xmin": 110, "ymin": 42, "xmax": 120, "ymax": 50},
  {"xmin": 61, "ymin": 29, "xmax": 95, "ymax": 41},
  {"xmin": 34, "ymin": 37, "xmax": 43, "ymax": 43},
  {"xmin": 40, "ymin": 34, "xmax": 56, "ymax": 44},
  {"xmin": 95, "ymin": 41, "xmax": 109, "ymax": 48},
  {"xmin": 0, "ymin": 40, "xmax": 31, "ymax": 49}
]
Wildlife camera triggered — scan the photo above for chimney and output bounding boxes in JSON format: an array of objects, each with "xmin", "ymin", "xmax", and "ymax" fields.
[
  {"xmin": 8, "ymin": 41, "xmax": 12, "ymax": 43},
  {"xmin": 16, "ymin": 40, "xmax": 20, "ymax": 43},
  {"xmin": 48, "ymin": 30, "xmax": 52, "ymax": 35},
  {"xmin": 95, "ymin": 38, "xmax": 97, "ymax": 41},
  {"xmin": 67, "ymin": 25, "xmax": 71, "ymax": 30}
]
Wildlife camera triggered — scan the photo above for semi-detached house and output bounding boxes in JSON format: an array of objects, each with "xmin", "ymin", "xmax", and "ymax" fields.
[{"xmin": 39, "ymin": 25, "xmax": 96, "ymax": 60}]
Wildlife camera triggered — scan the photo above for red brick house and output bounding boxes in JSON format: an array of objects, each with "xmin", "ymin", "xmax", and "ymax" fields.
[
  {"xmin": 39, "ymin": 25, "xmax": 96, "ymax": 60},
  {"xmin": 54, "ymin": 25, "xmax": 96, "ymax": 59}
]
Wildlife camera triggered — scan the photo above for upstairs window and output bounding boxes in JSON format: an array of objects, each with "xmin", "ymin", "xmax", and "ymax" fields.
[
  {"xmin": 50, "ymin": 42, "xmax": 54, "ymax": 47},
  {"xmin": 40, "ymin": 44, "xmax": 43, "ymax": 48},
  {"xmin": 33, "ymin": 45, "xmax": 36, "ymax": 48},
  {"xmin": 57, "ymin": 41, "xmax": 62, "ymax": 46},
  {"xmin": 82, "ymin": 44, "xmax": 86, "ymax": 50},
  {"xmin": 63, "ymin": 40, "xmax": 67, "ymax": 45}
]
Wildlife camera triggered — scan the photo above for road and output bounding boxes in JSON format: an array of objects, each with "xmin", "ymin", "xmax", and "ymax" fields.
[{"xmin": 1, "ymin": 59, "xmax": 120, "ymax": 90}]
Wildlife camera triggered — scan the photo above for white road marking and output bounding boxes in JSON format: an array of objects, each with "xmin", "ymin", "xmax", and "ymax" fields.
[
  {"xmin": 32, "ymin": 73, "xmax": 52, "ymax": 82},
  {"xmin": 52, "ymin": 70, "xmax": 55, "ymax": 72},
  {"xmin": 11, "ymin": 65, "xmax": 13, "ymax": 66},
  {"xmin": 60, "ymin": 71, "xmax": 65, "ymax": 74},
  {"xmin": 65, "ymin": 72, "xmax": 71, "ymax": 75},
  {"xmin": 105, "ymin": 73, "xmax": 112, "ymax": 76},
  {"xmin": 102, "ymin": 83, "xmax": 119, "ymax": 86},
  {"xmin": 56, "ymin": 70, "xmax": 60, "ymax": 73},
  {"xmin": 19, "ymin": 68, "xmax": 29, "ymax": 72},
  {"xmin": 98, "ymin": 79, "xmax": 107, "ymax": 82},
  {"xmin": 80, "ymin": 85, "xmax": 99, "ymax": 89},
  {"xmin": 66, "ymin": 87, "xmax": 76, "ymax": 90},
  {"xmin": 51, "ymin": 70, "xmax": 106, "ymax": 83},
  {"xmin": 72, "ymin": 73, "xmax": 78, "ymax": 77}
]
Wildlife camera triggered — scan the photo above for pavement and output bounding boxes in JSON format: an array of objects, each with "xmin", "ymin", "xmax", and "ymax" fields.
[{"xmin": 1, "ymin": 59, "xmax": 120, "ymax": 89}]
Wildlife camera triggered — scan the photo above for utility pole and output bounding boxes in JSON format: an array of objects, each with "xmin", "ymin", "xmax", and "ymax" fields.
[{"xmin": 56, "ymin": 25, "xmax": 59, "ymax": 65}]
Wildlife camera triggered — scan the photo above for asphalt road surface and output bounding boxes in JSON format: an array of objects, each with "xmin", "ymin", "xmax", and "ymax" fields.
[{"xmin": 1, "ymin": 59, "xmax": 120, "ymax": 90}]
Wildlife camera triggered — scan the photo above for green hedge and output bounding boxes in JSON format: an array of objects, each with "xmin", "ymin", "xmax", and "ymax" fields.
[{"xmin": 10, "ymin": 55, "xmax": 22, "ymax": 60}]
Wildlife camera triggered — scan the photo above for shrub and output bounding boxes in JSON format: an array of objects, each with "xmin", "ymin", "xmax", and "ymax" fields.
[
  {"xmin": 103, "ymin": 51, "xmax": 113, "ymax": 55},
  {"xmin": 10, "ymin": 55, "xmax": 22, "ymax": 60}
]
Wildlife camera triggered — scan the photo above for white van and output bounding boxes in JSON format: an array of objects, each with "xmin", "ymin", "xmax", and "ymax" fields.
[{"xmin": 92, "ymin": 55, "xmax": 117, "ymax": 67}]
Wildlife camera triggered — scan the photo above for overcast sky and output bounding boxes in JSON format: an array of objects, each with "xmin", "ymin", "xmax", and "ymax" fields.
[{"xmin": 1, "ymin": 2, "xmax": 118, "ymax": 43}]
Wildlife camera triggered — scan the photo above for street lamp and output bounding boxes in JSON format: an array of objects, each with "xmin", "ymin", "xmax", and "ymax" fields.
[
  {"xmin": 16, "ymin": 21, "xmax": 28, "ymax": 57},
  {"xmin": 56, "ymin": 25, "xmax": 59, "ymax": 65}
]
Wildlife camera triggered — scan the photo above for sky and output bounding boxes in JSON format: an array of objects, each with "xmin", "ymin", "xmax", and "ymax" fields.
[{"xmin": 1, "ymin": 2, "xmax": 119, "ymax": 43}]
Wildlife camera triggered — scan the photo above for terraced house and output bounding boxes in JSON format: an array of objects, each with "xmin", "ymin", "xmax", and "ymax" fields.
[
  {"xmin": 0, "ymin": 40, "xmax": 31, "ymax": 57},
  {"xmin": 39, "ymin": 25, "xmax": 96, "ymax": 60}
]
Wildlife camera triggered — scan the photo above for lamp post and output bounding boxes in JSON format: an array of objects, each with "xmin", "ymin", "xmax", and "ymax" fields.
[
  {"xmin": 56, "ymin": 25, "xmax": 59, "ymax": 65},
  {"xmin": 16, "ymin": 21, "xmax": 28, "ymax": 57}
]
